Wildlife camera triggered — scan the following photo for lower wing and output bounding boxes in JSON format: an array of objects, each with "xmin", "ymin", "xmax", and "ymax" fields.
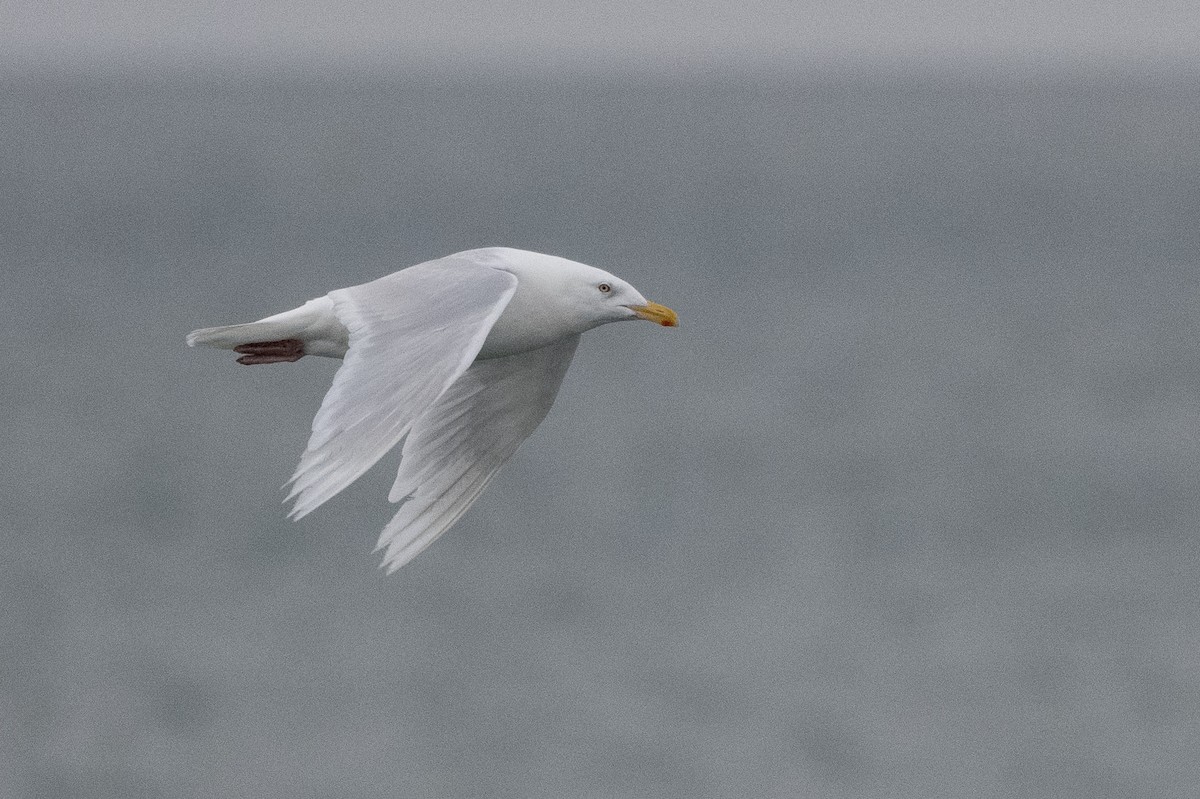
[{"xmin": 374, "ymin": 335, "xmax": 582, "ymax": 572}]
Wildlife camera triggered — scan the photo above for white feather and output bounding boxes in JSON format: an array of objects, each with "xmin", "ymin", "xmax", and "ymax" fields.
[
  {"xmin": 375, "ymin": 335, "xmax": 581, "ymax": 572},
  {"xmin": 285, "ymin": 257, "xmax": 517, "ymax": 519}
]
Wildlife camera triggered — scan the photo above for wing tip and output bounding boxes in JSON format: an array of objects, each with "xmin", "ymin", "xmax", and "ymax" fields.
[{"xmin": 377, "ymin": 544, "xmax": 424, "ymax": 575}]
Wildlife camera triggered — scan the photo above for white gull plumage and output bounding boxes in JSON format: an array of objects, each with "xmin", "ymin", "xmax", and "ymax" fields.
[{"xmin": 187, "ymin": 247, "xmax": 677, "ymax": 571}]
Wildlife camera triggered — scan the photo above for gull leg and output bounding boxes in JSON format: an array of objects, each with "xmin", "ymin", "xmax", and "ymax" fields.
[{"xmin": 234, "ymin": 338, "xmax": 306, "ymax": 365}]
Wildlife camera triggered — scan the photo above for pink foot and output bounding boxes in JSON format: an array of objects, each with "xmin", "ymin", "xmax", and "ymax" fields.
[{"xmin": 234, "ymin": 338, "xmax": 306, "ymax": 365}]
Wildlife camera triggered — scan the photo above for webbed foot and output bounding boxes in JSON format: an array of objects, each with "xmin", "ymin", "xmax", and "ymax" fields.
[{"xmin": 234, "ymin": 338, "xmax": 306, "ymax": 365}]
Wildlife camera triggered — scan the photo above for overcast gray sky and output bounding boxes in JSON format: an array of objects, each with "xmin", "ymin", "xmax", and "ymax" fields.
[{"xmin": 6, "ymin": 0, "xmax": 1200, "ymax": 74}]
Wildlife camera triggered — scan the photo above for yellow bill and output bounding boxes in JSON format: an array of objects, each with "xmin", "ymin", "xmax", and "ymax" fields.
[{"xmin": 629, "ymin": 301, "xmax": 679, "ymax": 327}]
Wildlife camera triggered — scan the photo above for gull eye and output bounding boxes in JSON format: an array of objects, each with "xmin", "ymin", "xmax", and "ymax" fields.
[{"xmin": 597, "ymin": 282, "xmax": 612, "ymax": 294}]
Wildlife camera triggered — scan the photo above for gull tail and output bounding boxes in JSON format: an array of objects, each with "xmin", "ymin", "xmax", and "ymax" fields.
[
  {"xmin": 186, "ymin": 320, "xmax": 305, "ymax": 350},
  {"xmin": 186, "ymin": 296, "xmax": 350, "ymax": 361}
]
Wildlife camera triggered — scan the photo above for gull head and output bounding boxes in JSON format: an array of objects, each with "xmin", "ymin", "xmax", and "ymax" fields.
[
  {"xmin": 473, "ymin": 248, "xmax": 678, "ymax": 358},
  {"xmin": 559, "ymin": 267, "xmax": 679, "ymax": 329}
]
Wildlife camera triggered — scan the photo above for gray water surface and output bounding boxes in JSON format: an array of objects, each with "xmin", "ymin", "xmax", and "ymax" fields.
[{"xmin": 5, "ymin": 67, "xmax": 1200, "ymax": 798}]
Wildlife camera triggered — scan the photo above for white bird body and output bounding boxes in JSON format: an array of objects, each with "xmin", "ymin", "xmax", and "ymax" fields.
[{"xmin": 187, "ymin": 247, "xmax": 677, "ymax": 571}]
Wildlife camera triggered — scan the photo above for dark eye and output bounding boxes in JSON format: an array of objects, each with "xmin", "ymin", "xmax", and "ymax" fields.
[{"xmin": 598, "ymin": 283, "xmax": 612, "ymax": 294}]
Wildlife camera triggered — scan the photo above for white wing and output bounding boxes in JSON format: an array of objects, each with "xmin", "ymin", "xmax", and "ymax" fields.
[
  {"xmin": 286, "ymin": 259, "xmax": 518, "ymax": 519},
  {"xmin": 375, "ymin": 335, "xmax": 581, "ymax": 572}
]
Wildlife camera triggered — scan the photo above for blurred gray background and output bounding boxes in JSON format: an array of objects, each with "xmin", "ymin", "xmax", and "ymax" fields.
[{"xmin": 5, "ymin": 2, "xmax": 1200, "ymax": 797}]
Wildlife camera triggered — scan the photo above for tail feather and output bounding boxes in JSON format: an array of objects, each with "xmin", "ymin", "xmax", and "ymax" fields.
[
  {"xmin": 186, "ymin": 296, "xmax": 350, "ymax": 358},
  {"xmin": 187, "ymin": 319, "xmax": 312, "ymax": 351}
]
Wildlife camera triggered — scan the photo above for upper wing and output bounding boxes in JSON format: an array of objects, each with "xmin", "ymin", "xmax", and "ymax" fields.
[
  {"xmin": 285, "ymin": 259, "xmax": 518, "ymax": 519},
  {"xmin": 374, "ymin": 334, "xmax": 582, "ymax": 572}
]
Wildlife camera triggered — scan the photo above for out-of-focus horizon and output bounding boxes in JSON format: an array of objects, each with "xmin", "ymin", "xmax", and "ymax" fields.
[{"xmin": 6, "ymin": 0, "xmax": 1200, "ymax": 76}]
